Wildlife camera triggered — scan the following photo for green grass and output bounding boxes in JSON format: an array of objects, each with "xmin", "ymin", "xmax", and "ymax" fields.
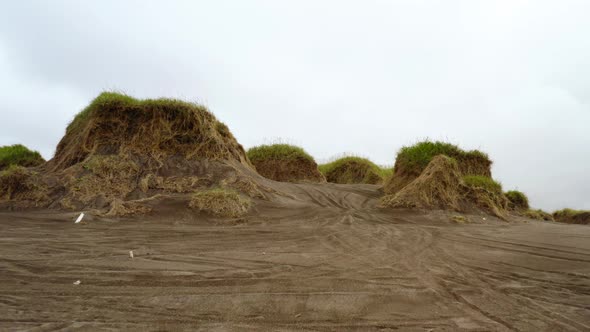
[
  {"xmin": 247, "ymin": 144, "xmax": 314, "ymax": 163},
  {"xmin": 505, "ymin": 190, "xmax": 529, "ymax": 209},
  {"xmin": 395, "ymin": 140, "xmax": 490, "ymax": 171},
  {"xmin": 0, "ymin": 144, "xmax": 45, "ymax": 170},
  {"xmin": 66, "ymin": 91, "xmax": 211, "ymax": 134},
  {"xmin": 463, "ymin": 175, "xmax": 502, "ymax": 193},
  {"xmin": 318, "ymin": 156, "xmax": 384, "ymax": 184}
]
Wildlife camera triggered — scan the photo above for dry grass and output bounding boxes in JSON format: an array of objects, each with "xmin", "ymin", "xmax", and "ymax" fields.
[
  {"xmin": 384, "ymin": 140, "xmax": 492, "ymax": 194},
  {"xmin": 0, "ymin": 165, "xmax": 48, "ymax": 203},
  {"xmin": 52, "ymin": 91, "xmax": 250, "ymax": 171},
  {"xmin": 524, "ymin": 209, "xmax": 554, "ymax": 221},
  {"xmin": 189, "ymin": 188, "xmax": 251, "ymax": 217},
  {"xmin": 380, "ymin": 155, "xmax": 462, "ymax": 210}
]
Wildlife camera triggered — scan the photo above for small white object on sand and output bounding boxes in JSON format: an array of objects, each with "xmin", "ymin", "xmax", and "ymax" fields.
[
  {"xmin": 129, "ymin": 250, "xmax": 134, "ymax": 258},
  {"xmin": 73, "ymin": 280, "xmax": 81, "ymax": 285},
  {"xmin": 75, "ymin": 213, "xmax": 85, "ymax": 224}
]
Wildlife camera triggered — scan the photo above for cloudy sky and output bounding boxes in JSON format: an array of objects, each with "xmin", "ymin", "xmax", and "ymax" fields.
[{"xmin": 1, "ymin": 1, "xmax": 589, "ymax": 211}]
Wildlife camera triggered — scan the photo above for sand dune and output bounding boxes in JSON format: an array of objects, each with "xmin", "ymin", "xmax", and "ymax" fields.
[{"xmin": 1, "ymin": 182, "xmax": 589, "ymax": 331}]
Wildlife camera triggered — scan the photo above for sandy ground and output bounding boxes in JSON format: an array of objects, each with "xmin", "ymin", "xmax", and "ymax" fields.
[{"xmin": 1, "ymin": 183, "xmax": 589, "ymax": 331}]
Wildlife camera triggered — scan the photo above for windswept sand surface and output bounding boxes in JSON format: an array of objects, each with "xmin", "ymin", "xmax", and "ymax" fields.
[{"xmin": 1, "ymin": 184, "xmax": 589, "ymax": 331}]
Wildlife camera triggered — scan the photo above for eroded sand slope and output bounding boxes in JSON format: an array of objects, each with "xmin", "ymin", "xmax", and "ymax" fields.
[{"xmin": 1, "ymin": 183, "xmax": 589, "ymax": 331}]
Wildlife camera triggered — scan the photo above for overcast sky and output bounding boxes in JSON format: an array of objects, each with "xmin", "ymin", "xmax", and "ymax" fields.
[{"xmin": 1, "ymin": 1, "xmax": 589, "ymax": 211}]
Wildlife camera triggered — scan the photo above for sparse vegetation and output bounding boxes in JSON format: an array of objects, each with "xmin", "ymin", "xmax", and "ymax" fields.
[
  {"xmin": 524, "ymin": 209, "xmax": 554, "ymax": 221},
  {"xmin": 189, "ymin": 188, "xmax": 251, "ymax": 217},
  {"xmin": 451, "ymin": 215, "xmax": 468, "ymax": 223},
  {"xmin": 246, "ymin": 144, "xmax": 324, "ymax": 183},
  {"xmin": 0, "ymin": 144, "xmax": 45, "ymax": 170},
  {"xmin": 553, "ymin": 208, "xmax": 590, "ymax": 225},
  {"xmin": 319, "ymin": 156, "xmax": 385, "ymax": 184},
  {"xmin": 505, "ymin": 190, "xmax": 529, "ymax": 210},
  {"xmin": 463, "ymin": 175, "xmax": 502, "ymax": 194}
]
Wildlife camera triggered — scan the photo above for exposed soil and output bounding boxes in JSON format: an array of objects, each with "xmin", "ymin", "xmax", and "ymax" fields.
[{"xmin": 1, "ymin": 181, "xmax": 589, "ymax": 331}]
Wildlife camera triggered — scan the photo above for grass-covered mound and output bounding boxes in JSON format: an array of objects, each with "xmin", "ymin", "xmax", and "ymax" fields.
[
  {"xmin": 380, "ymin": 155, "xmax": 463, "ymax": 210},
  {"xmin": 383, "ymin": 140, "xmax": 491, "ymax": 194},
  {"xmin": 247, "ymin": 144, "xmax": 325, "ymax": 183},
  {"xmin": 505, "ymin": 190, "xmax": 529, "ymax": 210},
  {"xmin": 380, "ymin": 155, "xmax": 509, "ymax": 218},
  {"xmin": 319, "ymin": 156, "xmax": 386, "ymax": 184},
  {"xmin": 51, "ymin": 92, "xmax": 250, "ymax": 171},
  {"xmin": 553, "ymin": 209, "xmax": 590, "ymax": 225},
  {"xmin": 0, "ymin": 92, "xmax": 273, "ymax": 215},
  {"xmin": 189, "ymin": 188, "xmax": 251, "ymax": 217},
  {"xmin": 0, "ymin": 144, "xmax": 45, "ymax": 170}
]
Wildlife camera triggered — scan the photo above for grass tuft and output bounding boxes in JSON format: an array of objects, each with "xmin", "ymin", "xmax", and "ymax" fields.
[
  {"xmin": 189, "ymin": 188, "xmax": 251, "ymax": 218},
  {"xmin": 463, "ymin": 175, "xmax": 502, "ymax": 194},
  {"xmin": 0, "ymin": 144, "xmax": 45, "ymax": 170}
]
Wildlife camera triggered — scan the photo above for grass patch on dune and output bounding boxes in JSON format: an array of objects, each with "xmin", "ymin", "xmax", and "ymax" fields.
[
  {"xmin": 318, "ymin": 156, "xmax": 384, "ymax": 184},
  {"xmin": 463, "ymin": 175, "xmax": 502, "ymax": 194},
  {"xmin": 246, "ymin": 144, "xmax": 313, "ymax": 163},
  {"xmin": 66, "ymin": 91, "xmax": 212, "ymax": 134},
  {"xmin": 553, "ymin": 208, "xmax": 590, "ymax": 224},
  {"xmin": 0, "ymin": 144, "xmax": 45, "ymax": 170},
  {"xmin": 396, "ymin": 140, "xmax": 490, "ymax": 172},
  {"xmin": 189, "ymin": 188, "xmax": 251, "ymax": 218},
  {"xmin": 505, "ymin": 190, "xmax": 529, "ymax": 210}
]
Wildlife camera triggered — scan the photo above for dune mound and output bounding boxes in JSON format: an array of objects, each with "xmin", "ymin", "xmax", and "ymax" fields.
[
  {"xmin": 0, "ymin": 144, "xmax": 45, "ymax": 170},
  {"xmin": 247, "ymin": 144, "xmax": 325, "ymax": 183},
  {"xmin": 51, "ymin": 92, "xmax": 250, "ymax": 171},
  {"xmin": 553, "ymin": 209, "xmax": 590, "ymax": 225},
  {"xmin": 380, "ymin": 155, "xmax": 509, "ymax": 218},
  {"xmin": 383, "ymin": 141, "xmax": 491, "ymax": 194},
  {"xmin": 0, "ymin": 92, "xmax": 274, "ymax": 215},
  {"xmin": 319, "ymin": 156, "xmax": 385, "ymax": 184},
  {"xmin": 380, "ymin": 155, "xmax": 462, "ymax": 210}
]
